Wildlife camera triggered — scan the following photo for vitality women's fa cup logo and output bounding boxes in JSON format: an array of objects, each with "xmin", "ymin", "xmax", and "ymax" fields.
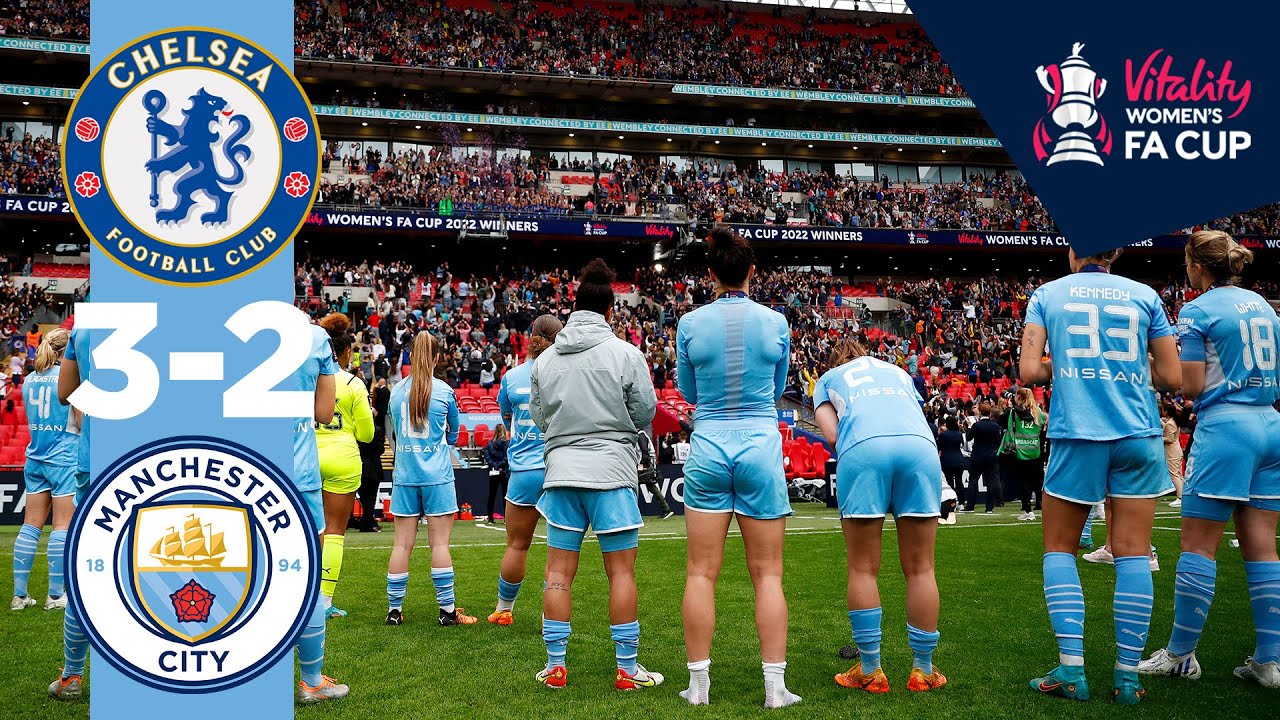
[{"xmin": 1034, "ymin": 43, "xmax": 1113, "ymax": 166}]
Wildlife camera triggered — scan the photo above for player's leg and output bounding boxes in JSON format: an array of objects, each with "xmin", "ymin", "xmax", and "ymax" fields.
[
  {"xmin": 834, "ymin": 442, "xmax": 891, "ymax": 692},
  {"xmin": 739, "ymin": 514, "xmax": 799, "ymax": 707},
  {"xmin": 48, "ymin": 597, "xmax": 87, "ymax": 700},
  {"xmin": 681, "ymin": 508, "xmax": 731, "ymax": 705},
  {"xmin": 1139, "ymin": 498, "xmax": 1226, "ymax": 680},
  {"xmin": 491, "ymin": 469, "xmax": 544, "ymax": 624},
  {"xmin": 540, "ymin": 543, "xmax": 580, "ymax": 687},
  {"xmin": 321, "ymin": 487, "xmax": 357, "ymax": 618},
  {"xmin": 44, "ymin": 491, "xmax": 75, "ymax": 610},
  {"xmin": 295, "ymin": 489, "xmax": 347, "ymax": 704},
  {"xmin": 590, "ymin": 487, "xmax": 658, "ymax": 691},
  {"xmin": 1234, "ymin": 505, "xmax": 1280, "ymax": 687},
  {"xmin": 491, "ymin": 502, "xmax": 539, "ymax": 624},
  {"xmin": 837, "ymin": 516, "xmax": 889, "ymax": 692},
  {"xmin": 898, "ymin": 517, "xmax": 945, "ymax": 690},
  {"xmin": 678, "ymin": 432, "xmax": 733, "ymax": 701},
  {"xmin": 12, "ymin": 485, "xmax": 49, "ymax": 610},
  {"xmin": 427, "ymin": 509, "xmax": 474, "ymax": 625},
  {"xmin": 1108, "ymin": 496, "xmax": 1160, "ymax": 704},
  {"xmin": 893, "ymin": 442, "xmax": 947, "ymax": 691},
  {"xmin": 385, "ymin": 513, "xmax": 418, "ymax": 624},
  {"xmin": 386, "ymin": 484, "xmax": 423, "ymax": 624},
  {"xmin": 1033, "ymin": 475, "xmax": 1094, "ymax": 701}
]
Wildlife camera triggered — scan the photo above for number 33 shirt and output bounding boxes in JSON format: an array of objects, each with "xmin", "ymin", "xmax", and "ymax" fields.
[{"xmin": 1024, "ymin": 270, "xmax": 1174, "ymax": 442}]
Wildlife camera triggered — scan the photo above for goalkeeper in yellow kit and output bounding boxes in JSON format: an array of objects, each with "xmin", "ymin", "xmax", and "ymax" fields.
[{"xmin": 317, "ymin": 313, "xmax": 376, "ymax": 618}]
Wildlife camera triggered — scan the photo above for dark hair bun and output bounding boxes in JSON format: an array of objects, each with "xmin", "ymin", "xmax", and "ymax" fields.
[
  {"xmin": 319, "ymin": 312, "xmax": 352, "ymax": 339},
  {"xmin": 580, "ymin": 258, "xmax": 616, "ymax": 285}
]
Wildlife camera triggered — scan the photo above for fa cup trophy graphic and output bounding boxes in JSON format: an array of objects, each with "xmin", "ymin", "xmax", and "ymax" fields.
[{"xmin": 1034, "ymin": 43, "xmax": 1112, "ymax": 166}]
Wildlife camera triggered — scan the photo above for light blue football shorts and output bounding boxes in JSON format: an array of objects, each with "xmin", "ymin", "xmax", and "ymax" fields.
[
  {"xmin": 1182, "ymin": 406, "xmax": 1280, "ymax": 521},
  {"xmin": 505, "ymin": 468, "xmax": 546, "ymax": 508},
  {"xmin": 1044, "ymin": 435, "xmax": 1170, "ymax": 505},
  {"xmin": 390, "ymin": 482, "xmax": 458, "ymax": 518},
  {"xmin": 682, "ymin": 426, "xmax": 791, "ymax": 519},
  {"xmin": 24, "ymin": 459, "xmax": 78, "ymax": 498},
  {"xmin": 538, "ymin": 486, "xmax": 642, "ymax": 553},
  {"xmin": 836, "ymin": 435, "xmax": 943, "ymax": 519}
]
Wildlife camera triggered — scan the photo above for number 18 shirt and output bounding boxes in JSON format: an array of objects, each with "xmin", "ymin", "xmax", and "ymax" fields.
[{"xmin": 1024, "ymin": 270, "xmax": 1174, "ymax": 441}]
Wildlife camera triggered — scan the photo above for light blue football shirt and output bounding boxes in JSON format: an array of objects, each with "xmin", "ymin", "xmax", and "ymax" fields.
[
  {"xmin": 389, "ymin": 376, "xmax": 460, "ymax": 486},
  {"xmin": 1024, "ymin": 269, "xmax": 1174, "ymax": 441},
  {"xmin": 23, "ymin": 365, "xmax": 76, "ymax": 466},
  {"xmin": 498, "ymin": 360, "xmax": 545, "ymax": 472},
  {"xmin": 289, "ymin": 325, "xmax": 337, "ymax": 491},
  {"xmin": 676, "ymin": 295, "xmax": 790, "ymax": 428},
  {"xmin": 63, "ymin": 327, "xmax": 92, "ymax": 474},
  {"xmin": 1178, "ymin": 285, "xmax": 1280, "ymax": 416},
  {"xmin": 813, "ymin": 356, "xmax": 933, "ymax": 457}
]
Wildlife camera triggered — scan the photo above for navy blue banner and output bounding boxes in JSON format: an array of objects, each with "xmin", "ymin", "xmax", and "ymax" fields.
[
  {"xmin": 724, "ymin": 225, "xmax": 1278, "ymax": 252},
  {"xmin": 907, "ymin": 1, "xmax": 1279, "ymax": 257}
]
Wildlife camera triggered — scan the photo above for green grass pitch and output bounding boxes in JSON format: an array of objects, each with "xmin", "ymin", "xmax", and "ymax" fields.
[{"xmin": 1, "ymin": 505, "xmax": 1276, "ymax": 719}]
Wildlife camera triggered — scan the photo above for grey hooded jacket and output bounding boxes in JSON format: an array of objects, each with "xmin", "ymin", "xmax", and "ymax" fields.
[{"xmin": 530, "ymin": 310, "xmax": 657, "ymax": 491}]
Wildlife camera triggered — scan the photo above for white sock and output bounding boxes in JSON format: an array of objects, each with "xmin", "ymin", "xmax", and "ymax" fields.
[
  {"xmin": 322, "ymin": 595, "xmax": 333, "ymax": 611},
  {"xmin": 763, "ymin": 661, "xmax": 801, "ymax": 709},
  {"xmin": 497, "ymin": 597, "xmax": 514, "ymax": 612},
  {"xmin": 680, "ymin": 658, "xmax": 710, "ymax": 705}
]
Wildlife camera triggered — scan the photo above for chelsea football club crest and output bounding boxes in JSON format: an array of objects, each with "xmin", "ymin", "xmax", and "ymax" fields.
[
  {"xmin": 67, "ymin": 437, "xmax": 318, "ymax": 693},
  {"xmin": 62, "ymin": 28, "xmax": 321, "ymax": 285}
]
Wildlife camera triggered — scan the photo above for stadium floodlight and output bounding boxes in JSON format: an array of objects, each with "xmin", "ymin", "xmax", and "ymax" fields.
[
  {"xmin": 808, "ymin": 144, "xmax": 814, "ymax": 148},
  {"xmin": 361, "ymin": 122, "xmax": 367, "ymax": 127},
  {"xmin": 714, "ymin": 140, "xmax": 721, "ymax": 144},
  {"xmin": 568, "ymin": 133, "xmax": 575, "ymax": 137}
]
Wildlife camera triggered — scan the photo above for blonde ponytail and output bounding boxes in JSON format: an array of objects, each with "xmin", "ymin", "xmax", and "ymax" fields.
[
  {"xmin": 34, "ymin": 328, "xmax": 69, "ymax": 373},
  {"xmin": 408, "ymin": 332, "xmax": 437, "ymax": 431}
]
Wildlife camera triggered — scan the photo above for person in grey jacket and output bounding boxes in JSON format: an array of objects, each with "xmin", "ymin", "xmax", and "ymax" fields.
[{"xmin": 528, "ymin": 258, "xmax": 662, "ymax": 690}]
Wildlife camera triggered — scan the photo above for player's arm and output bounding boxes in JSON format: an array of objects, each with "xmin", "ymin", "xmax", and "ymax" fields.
[
  {"xmin": 1018, "ymin": 323, "xmax": 1051, "ymax": 385},
  {"xmin": 351, "ymin": 384, "xmax": 375, "ymax": 443},
  {"xmin": 529, "ymin": 365, "xmax": 548, "ymax": 433},
  {"xmin": 1149, "ymin": 335, "xmax": 1182, "ymax": 390},
  {"xmin": 675, "ymin": 318, "xmax": 697, "ymax": 405},
  {"xmin": 497, "ymin": 374, "xmax": 512, "ymax": 427},
  {"xmin": 626, "ymin": 348, "xmax": 657, "ymax": 429},
  {"xmin": 314, "ymin": 374, "xmax": 335, "ymax": 425},
  {"xmin": 773, "ymin": 319, "xmax": 792, "ymax": 402},
  {"xmin": 58, "ymin": 357, "xmax": 80, "ymax": 406},
  {"xmin": 445, "ymin": 394, "xmax": 460, "ymax": 446},
  {"xmin": 1179, "ymin": 361, "xmax": 1205, "ymax": 400},
  {"xmin": 815, "ymin": 402, "xmax": 838, "ymax": 447}
]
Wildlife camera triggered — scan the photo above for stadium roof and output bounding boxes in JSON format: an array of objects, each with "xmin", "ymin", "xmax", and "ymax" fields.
[{"xmin": 726, "ymin": 0, "xmax": 912, "ymax": 14}]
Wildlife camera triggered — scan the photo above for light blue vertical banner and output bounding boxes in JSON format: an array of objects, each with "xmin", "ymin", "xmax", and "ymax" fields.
[{"xmin": 88, "ymin": 2, "xmax": 298, "ymax": 719}]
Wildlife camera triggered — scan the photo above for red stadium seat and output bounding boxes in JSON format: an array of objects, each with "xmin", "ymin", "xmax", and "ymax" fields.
[
  {"xmin": 456, "ymin": 427, "xmax": 470, "ymax": 447},
  {"xmin": 474, "ymin": 428, "xmax": 491, "ymax": 447}
]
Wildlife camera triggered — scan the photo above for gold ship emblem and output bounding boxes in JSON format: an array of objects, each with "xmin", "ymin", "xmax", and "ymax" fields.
[{"xmin": 149, "ymin": 513, "xmax": 227, "ymax": 568}]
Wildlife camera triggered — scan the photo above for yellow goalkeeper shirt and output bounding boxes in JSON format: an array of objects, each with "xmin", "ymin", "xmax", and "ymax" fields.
[{"xmin": 316, "ymin": 369, "xmax": 375, "ymax": 481}]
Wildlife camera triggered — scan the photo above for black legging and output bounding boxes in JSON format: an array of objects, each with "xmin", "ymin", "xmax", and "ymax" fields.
[
  {"xmin": 1006, "ymin": 457, "xmax": 1045, "ymax": 512},
  {"xmin": 357, "ymin": 443, "xmax": 383, "ymax": 527},
  {"xmin": 487, "ymin": 471, "xmax": 509, "ymax": 519},
  {"xmin": 966, "ymin": 455, "xmax": 1000, "ymax": 512},
  {"xmin": 941, "ymin": 463, "xmax": 965, "ymax": 494}
]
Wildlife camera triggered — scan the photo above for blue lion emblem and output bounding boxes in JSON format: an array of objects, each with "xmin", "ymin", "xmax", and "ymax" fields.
[{"xmin": 144, "ymin": 88, "xmax": 251, "ymax": 225}]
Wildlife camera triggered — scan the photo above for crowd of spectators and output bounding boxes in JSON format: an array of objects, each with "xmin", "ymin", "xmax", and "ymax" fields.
[
  {"xmin": 0, "ymin": 135, "xmax": 64, "ymax": 197},
  {"xmin": 10, "ymin": 131, "xmax": 1280, "ymax": 235},
  {"xmin": 0, "ymin": 0, "xmax": 86, "ymax": 42},
  {"xmin": 319, "ymin": 147, "xmax": 573, "ymax": 216},
  {"xmin": 295, "ymin": 0, "xmax": 964, "ymax": 97}
]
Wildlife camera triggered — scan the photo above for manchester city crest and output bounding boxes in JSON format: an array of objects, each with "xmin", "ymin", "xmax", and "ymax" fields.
[
  {"xmin": 67, "ymin": 437, "xmax": 318, "ymax": 693},
  {"xmin": 62, "ymin": 28, "xmax": 321, "ymax": 285}
]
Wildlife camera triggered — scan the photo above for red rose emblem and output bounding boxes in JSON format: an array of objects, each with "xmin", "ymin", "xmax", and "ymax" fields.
[
  {"xmin": 74, "ymin": 171, "xmax": 101, "ymax": 199},
  {"xmin": 170, "ymin": 578, "xmax": 216, "ymax": 623},
  {"xmin": 283, "ymin": 171, "xmax": 311, "ymax": 198}
]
